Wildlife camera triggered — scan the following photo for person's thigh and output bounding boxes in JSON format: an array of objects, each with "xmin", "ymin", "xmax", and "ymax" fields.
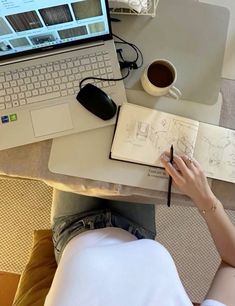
[
  {"xmin": 51, "ymin": 189, "xmax": 106, "ymax": 225},
  {"xmin": 105, "ymin": 199, "xmax": 156, "ymax": 235},
  {"xmin": 204, "ymin": 261, "xmax": 235, "ymax": 306}
]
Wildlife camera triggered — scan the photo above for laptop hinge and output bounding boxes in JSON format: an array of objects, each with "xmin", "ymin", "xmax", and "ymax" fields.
[{"xmin": 0, "ymin": 41, "xmax": 106, "ymax": 67}]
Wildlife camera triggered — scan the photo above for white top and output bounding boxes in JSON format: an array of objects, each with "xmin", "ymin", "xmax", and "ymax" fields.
[{"xmin": 45, "ymin": 228, "xmax": 225, "ymax": 306}]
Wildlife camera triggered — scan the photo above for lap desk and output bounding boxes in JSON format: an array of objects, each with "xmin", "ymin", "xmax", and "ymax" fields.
[
  {"xmin": 48, "ymin": 93, "xmax": 222, "ymax": 192},
  {"xmin": 49, "ymin": 0, "xmax": 228, "ymax": 192}
]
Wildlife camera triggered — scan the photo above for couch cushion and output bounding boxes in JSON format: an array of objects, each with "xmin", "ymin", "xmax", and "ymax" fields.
[
  {"xmin": 0, "ymin": 271, "xmax": 20, "ymax": 306},
  {"xmin": 12, "ymin": 230, "xmax": 57, "ymax": 306}
]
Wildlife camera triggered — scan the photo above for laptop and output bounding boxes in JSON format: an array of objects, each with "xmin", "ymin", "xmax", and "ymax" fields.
[{"xmin": 0, "ymin": 0, "xmax": 126, "ymax": 151}]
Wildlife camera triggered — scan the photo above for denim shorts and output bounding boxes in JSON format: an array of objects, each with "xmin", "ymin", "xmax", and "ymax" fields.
[{"xmin": 52, "ymin": 208, "xmax": 156, "ymax": 263}]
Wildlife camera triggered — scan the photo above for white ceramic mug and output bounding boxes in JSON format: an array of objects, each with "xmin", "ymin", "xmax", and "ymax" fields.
[{"xmin": 141, "ymin": 59, "xmax": 182, "ymax": 99}]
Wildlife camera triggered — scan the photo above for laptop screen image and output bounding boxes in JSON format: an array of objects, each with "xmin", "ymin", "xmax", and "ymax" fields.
[{"xmin": 0, "ymin": 0, "xmax": 111, "ymax": 60}]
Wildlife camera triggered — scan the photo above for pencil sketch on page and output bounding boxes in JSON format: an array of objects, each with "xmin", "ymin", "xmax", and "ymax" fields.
[
  {"xmin": 125, "ymin": 116, "xmax": 198, "ymax": 157},
  {"xmin": 194, "ymin": 123, "xmax": 235, "ymax": 182}
]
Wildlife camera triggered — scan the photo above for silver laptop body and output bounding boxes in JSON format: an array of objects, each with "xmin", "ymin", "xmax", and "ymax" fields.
[{"xmin": 0, "ymin": 0, "xmax": 126, "ymax": 150}]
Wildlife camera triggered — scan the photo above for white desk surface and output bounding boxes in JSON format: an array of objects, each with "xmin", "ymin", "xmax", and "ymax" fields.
[{"xmin": 111, "ymin": 0, "xmax": 229, "ymax": 105}]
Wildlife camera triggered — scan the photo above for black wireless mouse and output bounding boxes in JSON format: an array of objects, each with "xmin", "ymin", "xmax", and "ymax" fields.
[{"xmin": 76, "ymin": 84, "xmax": 117, "ymax": 120}]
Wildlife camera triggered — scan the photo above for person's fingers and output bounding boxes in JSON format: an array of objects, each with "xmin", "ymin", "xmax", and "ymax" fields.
[
  {"xmin": 181, "ymin": 155, "xmax": 196, "ymax": 170},
  {"xmin": 160, "ymin": 155, "xmax": 184, "ymax": 185},
  {"xmin": 190, "ymin": 157, "xmax": 202, "ymax": 170},
  {"xmin": 172, "ymin": 154, "xmax": 191, "ymax": 176}
]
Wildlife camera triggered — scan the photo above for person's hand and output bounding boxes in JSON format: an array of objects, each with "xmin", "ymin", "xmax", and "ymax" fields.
[{"xmin": 160, "ymin": 152, "xmax": 216, "ymax": 210}]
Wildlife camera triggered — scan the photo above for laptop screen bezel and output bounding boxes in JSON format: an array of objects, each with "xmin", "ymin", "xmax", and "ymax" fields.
[{"xmin": 0, "ymin": 0, "xmax": 113, "ymax": 62}]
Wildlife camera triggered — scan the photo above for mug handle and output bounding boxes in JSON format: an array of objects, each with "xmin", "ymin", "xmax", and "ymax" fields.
[{"xmin": 169, "ymin": 86, "xmax": 182, "ymax": 100}]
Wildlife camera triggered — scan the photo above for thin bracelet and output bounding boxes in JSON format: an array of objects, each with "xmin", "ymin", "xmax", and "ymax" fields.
[{"xmin": 198, "ymin": 199, "xmax": 218, "ymax": 215}]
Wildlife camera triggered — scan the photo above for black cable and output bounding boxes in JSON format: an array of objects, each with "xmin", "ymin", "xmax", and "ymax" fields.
[
  {"xmin": 79, "ymin": 67, "xmax": 130, "ymax": 89},
  {"xmin": 79, "ymin": 34, "xmax": 143, "ymax": 89},
  {"xmin": 113, "ymin": 33, "xmax": 143, "ymax": 69}
]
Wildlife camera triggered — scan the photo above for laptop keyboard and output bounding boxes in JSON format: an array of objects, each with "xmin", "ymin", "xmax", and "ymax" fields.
[{"xmin": 0, "ymin": 51, "xmax": 115, "ymax": 111}]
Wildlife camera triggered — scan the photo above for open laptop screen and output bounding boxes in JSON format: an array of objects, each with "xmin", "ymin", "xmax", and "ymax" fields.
[{"xmin": 0, "ymin": 0, "xmax": 111, "ymax": 60}]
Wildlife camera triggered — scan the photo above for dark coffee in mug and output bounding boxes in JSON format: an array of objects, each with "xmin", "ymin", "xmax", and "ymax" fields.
[{"xmin": 147, "ymin": 61, "xmax": 175, "ymax": 88}]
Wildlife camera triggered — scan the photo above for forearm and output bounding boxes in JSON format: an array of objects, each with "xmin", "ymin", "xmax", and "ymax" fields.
[
  {"xmin": 198, "ymin": 197, "xmax": 235, "ymax": 267},
  {"xmin": 160, "ymin": 153, "xmax": 235, "ymax": 266}
]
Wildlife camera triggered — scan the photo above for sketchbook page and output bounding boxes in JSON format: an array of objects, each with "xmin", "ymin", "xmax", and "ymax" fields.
[
  {"xmin": 111, "ymin": 103, "xmax": 199, "ymax": 167},
  {"xmin": 194, "ymin": 123, "xmax": 235, "ymax": 183}
]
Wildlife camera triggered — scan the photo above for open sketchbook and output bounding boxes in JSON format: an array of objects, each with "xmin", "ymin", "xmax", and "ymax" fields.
[{"xmin": 110, "ymin": 103, "xmax": 235, "ymax": 183}]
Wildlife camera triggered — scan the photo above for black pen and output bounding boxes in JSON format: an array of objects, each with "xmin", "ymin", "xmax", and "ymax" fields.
[{"xmin": 167, "ymin": 145, "xmax": 174, "ymax": 207}]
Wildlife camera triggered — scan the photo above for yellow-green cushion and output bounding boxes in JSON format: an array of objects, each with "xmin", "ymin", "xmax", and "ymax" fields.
[{"xmin": 13, "ymin": 230, "xmax": 57, "ymax": 306}]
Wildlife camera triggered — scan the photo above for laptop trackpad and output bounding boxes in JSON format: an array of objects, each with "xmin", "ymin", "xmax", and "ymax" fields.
[{"xmin": 31, "ymin": 104, "xmax": 73, "ymax": 137}]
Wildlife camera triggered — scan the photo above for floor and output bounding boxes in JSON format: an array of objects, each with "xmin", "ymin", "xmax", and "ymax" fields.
[{"xmin": 0, "ymin": 176, "xmax": 234, "ymax": 303}]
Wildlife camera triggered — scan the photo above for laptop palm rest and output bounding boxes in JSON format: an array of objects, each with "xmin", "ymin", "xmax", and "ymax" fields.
[{"xmin": 30, "ymin": 103, "xmax": 73, "ymax": 137}]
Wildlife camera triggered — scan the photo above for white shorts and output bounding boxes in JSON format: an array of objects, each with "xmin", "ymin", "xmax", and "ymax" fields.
[{"xmin": 201, "ymin": 299, "xmax": 226, "ymax": 306}]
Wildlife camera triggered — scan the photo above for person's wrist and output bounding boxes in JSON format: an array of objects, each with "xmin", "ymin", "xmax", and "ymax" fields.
[{"xmin": 192, "ymin": 193, "xmax": 217, "ymax": 211}]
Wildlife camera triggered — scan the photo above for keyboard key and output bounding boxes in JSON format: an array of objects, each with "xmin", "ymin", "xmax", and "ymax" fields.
[
  {"xmin": 68, "ymin": 75, "xmax": 75, "ymax": 82},
  {"xmin": 16, "ymin": 79, "xmax": 23, "ymax": 86},
  {"xmin": 41, "ymin": 81, "xmax": 48, "ymax": 87},
  {"xmin": 31, "ymin": 76, "xmax": 38, "ymax": 82},
  {"xmin": 45, "ymin": 73, "xmax": 52, "ymax": 80},
  {"xmin": 100, "ymin": 68, "xmax": 106, "ymax": 75},
  {"xmin": 27, "ymin": 92, "xmax": 61, "ymax": 104},
  {"xmin": 61, "ymin": 90, "xmax": 68, "ymax": 96},
  {"xmin": 6, "ymin": 88, "xmax": 13, "ymax": 95},
  {"xmin": 26, "ymin": 70, "xmax": 33, "ymax": 77},
  {"xmin": 40, "ymin": 67, "xmax": 47, "ymax": 74},
  {"xmin": 106, "ymin": 67, "xmax": 113, "ymax": 74},
  {"xmin": 32, "ymin": 89, "xmax": 39, "ymax": 96},
  {"xmin": 0, "ymin": 89, "xmax": 6, "ymax": 96},
  {"xmin": 6, "ymin": 74, "xmax": 12, "ymax": 81},
  {"xmin": 3, "ymin": 82, "xmax": 10, "ymax": 89},
  {"xmin": 55, "ymin": 78, "xmax": 61, "ymax": 84},
  {"xmin": 0, "ymin": 103, "xmax": 5, "ymax": 110},
  {"xmin": 68, "ymin": 89, "xmax": 74, "ymax": 95},
  {"xmin": 85, "ymin": 65, "xmax": 91, "ymax": 71},
  {"xmin": 81, "ymin": 58, "xmax": 90, "ymax": 65},
  {"xmin": 72, "ymin": 67, "xmax": 78, "ymax": 74},
  {"xmin": 66, "ymin": 82, "xmax": 73, "ymax": 89},
  {"xmin": 5, "ymin": 95, "xmax": 11, "ymax": 102},
  {"xmin": 59, "ymin": 71, "xmax": 65, "ymax": 77},
  {"xmin": 24, "ymin": 78, "xmax": 31, "ymax": 84},
  {"xmin": 20, "ymin": 85, "xmax": 27, "ymax": 91},
  {"xmin": 53, "ymin": 85, "xmax": 60, "ymax": 92},
  {"xmin": 11, "ymin": 94, "xmax": 18, "ymax": 101},
  {"xmin": 79, "ymin": 66, "xmax": 85, "ymax": 72},
  {"xmin": 48, "ymin": 79, "xmax": 54, "ymax": 86},
  {"xmin": 38, "ymin": 75, "xmax": 45, "ymax": 81},
  {"xmin": 19, "ymin": 99, "xmax": 26, "ymax": 106},
  {"xmin": 60, "ymin": 84, "xmax": 66, "ymax": 90},
  {"xmin": 12, "ymin": 73, "xmax": 19, "ymax": 80},
  {"xmin": 46, "ymin": 87, "xmax": 52, "ymax": 93},
  {"xmin": 38, "ymin": 88, "xmax": 45, "ymax": 95},
  {"xmin": 67, "ymin": 62, "xmax": 74, "ymax": 68},
  {"xmin": 25, "ymin": 91, "xmax": 32, "ymax": 98},
  {"xmin": 34, "ymin": 82, "xmax": 41, "ymax": 89},
  {"xmin": 92, "ymin": 63, "xmax": 98, "ymax": 69},
  {"xmin": 13, "ymin": 101, "xmax": 19, "ymax": 107},
  {"xmin": 19, "ymin": 71, "xmax": 26, "ymax": 78},
  {"xmin": 19, "ymin": 92, "xmax": 25, "ymax": 99},
  {"xmin": 13, "ymin": 87, "xmax": 20, "ymax": 93},
  {"xmin": 5, "ymin": 102, "xmax": 12, "ymax": 109},
  {"xmin": 65, "ymin": 69, "xmax": 72, "ymax": 76},
  {"xmin": 62, "ymin": 76, "xmax": 68, "ymax": 83}
]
